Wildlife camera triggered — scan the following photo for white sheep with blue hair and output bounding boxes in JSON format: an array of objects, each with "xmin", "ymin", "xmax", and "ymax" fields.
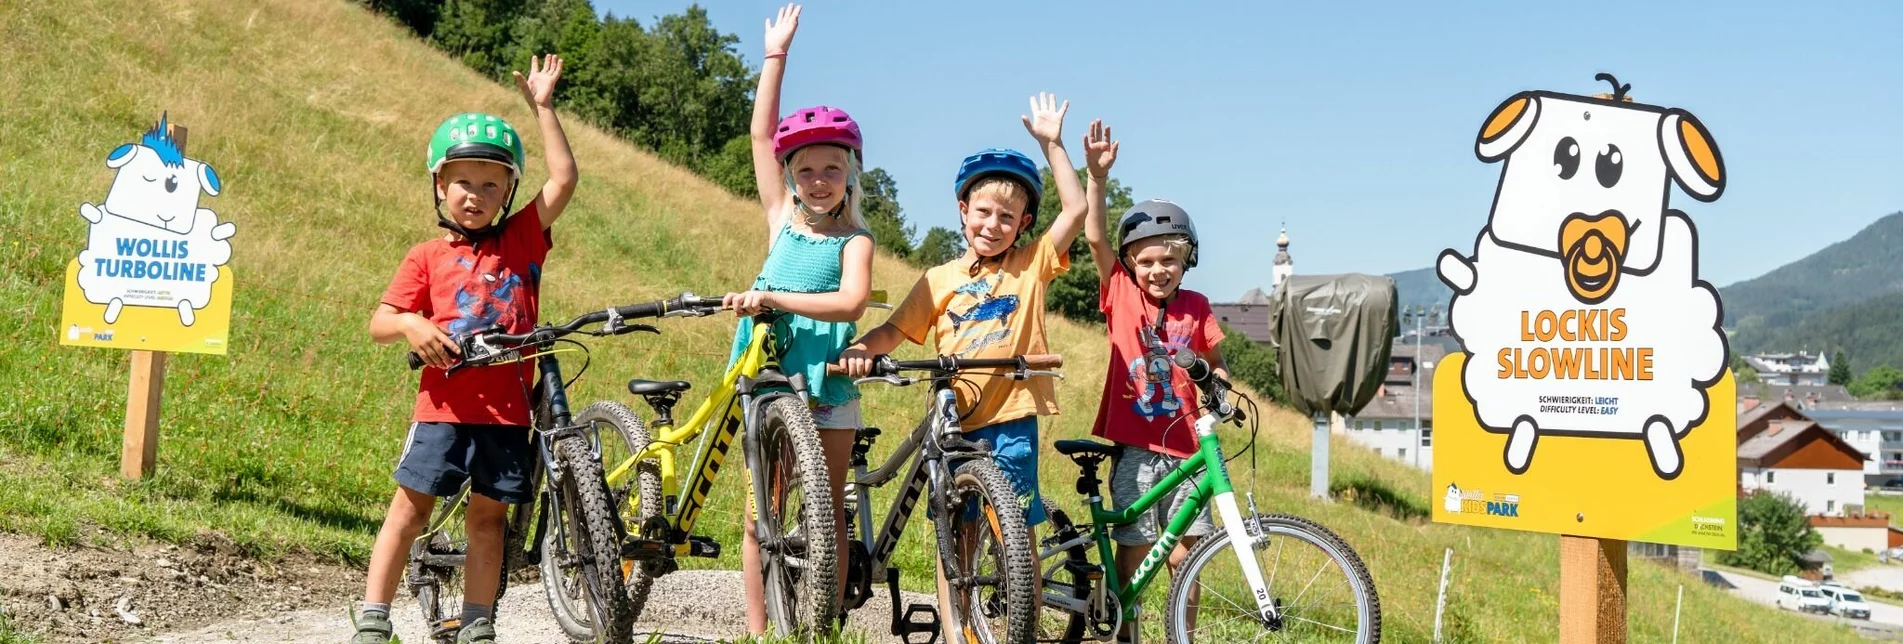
[{"xmin": 77, "ymin": 113, "xmax": 236, "ymax": 326}]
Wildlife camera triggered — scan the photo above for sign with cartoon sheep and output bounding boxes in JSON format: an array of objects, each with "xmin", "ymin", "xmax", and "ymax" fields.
[
  {"xmin": 1431, "ymin": 76, "xmax": 1736, "ymax": 549},
  {"xmin": 60, "ymin": 114, "xmax": 238, "ymax": 355}
]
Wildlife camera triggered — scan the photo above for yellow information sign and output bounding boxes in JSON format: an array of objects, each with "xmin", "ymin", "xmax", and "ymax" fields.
[
  {"xmin": 57, "ymin": 114, "xmax": 236, "ymax": 356},
  {"xmin": 60, "ymin": 260, "xmax": 234, "ymax": 355},
  {"xmin": 1431, "ymin": 77, "xmax": 1736, "ymax": 549},
  {"xmin": 1433, "ymin": 355, "xmax": 1737, "ymax": 548}
]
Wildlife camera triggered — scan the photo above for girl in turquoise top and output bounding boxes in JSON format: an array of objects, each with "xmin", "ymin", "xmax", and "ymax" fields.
[{"xmin": 719, "ymin": 4, "xmax": 874, "ymax": 636}]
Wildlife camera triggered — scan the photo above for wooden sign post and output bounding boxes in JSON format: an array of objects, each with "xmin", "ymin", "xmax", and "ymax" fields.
[
  {"xmin": 118, "ymin": 123, "xmax": 184, "ymax": 480},
  {"xmin": 1560, "ymin": 535, "xmax": 1627, "ymax": 643},
  {"xmin": 121, "ymin": 349, "xmax": 168, "ymax": 478}
]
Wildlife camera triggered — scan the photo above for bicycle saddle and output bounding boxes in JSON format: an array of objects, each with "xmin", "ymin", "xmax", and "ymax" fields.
[{"xmin": 627, "ymin": 379, "xmax": 692, "ymax": 396}]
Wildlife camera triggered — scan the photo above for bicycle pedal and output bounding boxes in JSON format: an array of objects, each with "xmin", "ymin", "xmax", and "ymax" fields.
[
  {"xmin": 898, "ymin": 603, "xmax": 941, "ymax": 644},
  {"xmin": 620, "ymin": 537, "xmax": 669, "ymax": 560},
  {"xmin": 687, "ymin": 535, "xmax": 722, "ymax": 558}
]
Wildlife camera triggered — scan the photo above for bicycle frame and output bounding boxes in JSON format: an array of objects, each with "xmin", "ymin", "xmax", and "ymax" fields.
[
  {"xmin": 603, "ymin": 316, "xmax": 803, "ymax": 556},
  {"xmin": 849, "ymin": 385, "xmax": 973, "ymax": 588},
  {"xmin": 1046, "ymin": 414, "xmax": 1280, "ymax": 626}
]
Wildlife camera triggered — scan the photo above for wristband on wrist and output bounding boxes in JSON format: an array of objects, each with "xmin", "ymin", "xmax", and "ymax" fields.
[{"xmin": 765, "ymin": 50, "xmax": 787, "ymax": 59}]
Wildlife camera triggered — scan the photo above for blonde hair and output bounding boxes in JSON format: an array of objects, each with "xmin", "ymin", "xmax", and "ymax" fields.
[
  {"xmin": 964, "ymin": 177, "xmax": 1032, "ymax": 213},
  {"xmin": 783, "ymin": 145, "xmax": 869, "ymax": 231},
  {"xmin": 1125, "ymin": 234, "xmax": 1193, "ymax": 263}
]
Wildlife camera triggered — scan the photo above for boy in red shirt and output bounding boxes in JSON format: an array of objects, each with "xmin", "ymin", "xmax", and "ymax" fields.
[
  {"xmin": 1079, "ymin": 124, "xmax": 1229, "ymax": 622},
  {"xmin": 350, "ymin": 55, "xmax": 576, "ymax": 644}
]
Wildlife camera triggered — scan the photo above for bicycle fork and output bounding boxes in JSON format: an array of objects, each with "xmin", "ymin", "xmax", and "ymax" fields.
[{"xmin": 1196, "ymin": 414, "xmax": 1283, "ymax": 628}]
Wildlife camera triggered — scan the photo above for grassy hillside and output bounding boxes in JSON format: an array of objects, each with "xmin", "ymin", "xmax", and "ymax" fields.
[{"xmin": 0, "ymin": 0, "xmax": 1859, "ymax": 640}]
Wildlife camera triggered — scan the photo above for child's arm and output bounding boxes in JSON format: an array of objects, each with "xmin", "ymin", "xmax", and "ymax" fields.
[
  {"xmin": 1022, "ymin": 92, "xmax": 1088, "ymax": 251},
  {"xmin": 838, "ymin": 273, "xmax": 936, "ymax": 376},
  {"xmin": 513, "ymin": 54, "xmax": 577, "ymax": 229},
  {"xmin": 369, "ymin": 303, "xmax": 460, "ymax": 369},
  {"xmin": 1204, "ymin": 343, "xmax": 1232, "ymax": 384},
  {"xmin": 724, "ymin": 235, "xmax": 874, "ymax": 322},
  {"xmin": 1081, "ymin": 119, "xmax": 1119, "ymax": 286},
  {"xmin": 749, "ymin": 3, "xmax": 802, "ymax": 232},
  {"xmin": 838, "ymin": 324, "xmax": 909, "ymax": 377}
]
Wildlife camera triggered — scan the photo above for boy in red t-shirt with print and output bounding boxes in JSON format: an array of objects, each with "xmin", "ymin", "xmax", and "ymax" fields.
[
  {"xmin": 349, "ymin": 55, "xmax": 576, "ymax": 644},
  {"xmin": 1079, "ymin": 125, "xmax": 1229, "ymax": 628}
]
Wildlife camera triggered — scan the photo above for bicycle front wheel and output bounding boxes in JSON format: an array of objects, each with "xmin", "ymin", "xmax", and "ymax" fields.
[
  {"xmin": 1166, "ymin": 513, "xmax": 1380, "ymax": 643},
  {"xmin": 541, "ymin": 436, "xmax": 635, "ymax": 643},
  {"xmin": 576, "ymin": 401, "xmax": 663, "ymax": 622},
  {"xmin": 754, "ymin": 396, "xmax": 839, "ymax": 639},
  {"xmin": 946, "ymin": 459, "xmax": 1037, "ymax": 644}
]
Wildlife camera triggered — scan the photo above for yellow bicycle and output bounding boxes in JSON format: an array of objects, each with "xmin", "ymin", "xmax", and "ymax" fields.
[{"xmin": 580, "ymin": 290, "xmax": 855, "ymax": 637}]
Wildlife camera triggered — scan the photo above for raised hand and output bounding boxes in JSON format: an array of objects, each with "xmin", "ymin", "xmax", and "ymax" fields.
[
  {"xmin": 514, "ymin": 53, "xmax": 565, "ymax": 110},
  {"xmin": 1083, "ymin": 119, "xmax": 1119, "ymax": 178},
  {"xmin": 764, "ymin": 3, "xmax": 801, "ymax": 55},
  {"xmin": 1021, "ymin": 92, "xmax": 1069, "ymax": 146}
]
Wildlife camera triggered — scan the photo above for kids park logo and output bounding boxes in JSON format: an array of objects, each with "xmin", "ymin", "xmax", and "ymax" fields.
[{"xmin": 1443, "ymin": 483, "xmax": 1522, "ymax": 519}]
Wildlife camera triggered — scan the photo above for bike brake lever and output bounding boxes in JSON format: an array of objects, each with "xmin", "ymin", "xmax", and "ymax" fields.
[
  {"xmin": 1012, "ymin": 369, "xmax": 1064, "ymax": 381},
  {"xmin": 853, "ymin": 375, "xmax": 911, "ymax": 387}
]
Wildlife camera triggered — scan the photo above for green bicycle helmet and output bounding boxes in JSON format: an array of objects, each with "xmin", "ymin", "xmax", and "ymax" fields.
[{"xmin": 427, "ymin": 113, "xmax": 526, "ymax": 241}]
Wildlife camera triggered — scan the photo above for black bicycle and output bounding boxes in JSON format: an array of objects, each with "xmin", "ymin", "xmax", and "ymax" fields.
[
  {"xmin": 400, "ymin": 296, "xmax": 706, "ymax": 644},
  {"xmin": 831, "ymin": 353, "xmax": 1065, "ymax": 644}
]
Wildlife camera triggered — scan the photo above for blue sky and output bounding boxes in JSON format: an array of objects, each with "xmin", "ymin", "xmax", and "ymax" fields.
[{"xmin": 596, "ymin": 1, "xmax": 1902, "ymax": 300}]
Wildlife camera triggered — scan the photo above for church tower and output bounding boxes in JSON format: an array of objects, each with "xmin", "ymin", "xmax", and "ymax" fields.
[{"xmin": 1271, "ymin": 226, "xmax": 1294, "ymax": 294}]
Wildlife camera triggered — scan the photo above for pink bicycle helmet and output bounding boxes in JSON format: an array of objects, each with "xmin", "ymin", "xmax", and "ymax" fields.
[{"xmin": 773, "ymin": 105, "xmax": 863, "ymax": 161}]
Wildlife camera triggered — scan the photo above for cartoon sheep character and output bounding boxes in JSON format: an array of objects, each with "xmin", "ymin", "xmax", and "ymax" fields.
[
  {"xmin": 1436, "ymin": 75, "xmax": 1728, "ymax": 480},
  {"xmin": 76, "ymin": 114, "xmax": 235, "ymax": 326}
]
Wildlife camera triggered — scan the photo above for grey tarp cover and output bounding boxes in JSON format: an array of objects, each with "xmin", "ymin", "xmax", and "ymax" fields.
[{"xmin": 1269, "ymin": 274, "xmax": 1398, "ymax": 416}]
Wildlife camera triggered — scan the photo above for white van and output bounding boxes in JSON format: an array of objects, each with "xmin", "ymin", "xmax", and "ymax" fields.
[
  {"xmin": 1819, "ymin": 583, "xmax": 1873, "ymax": 620},
  {"xmin": 1777, "ymin": 575, "xmax": 1833, "ymax": 614}
]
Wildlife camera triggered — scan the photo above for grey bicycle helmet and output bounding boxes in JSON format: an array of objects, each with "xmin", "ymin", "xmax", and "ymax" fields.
[{"xmin": 1117, "ymin": 199, "xmax": 1200, "ymax": 269}]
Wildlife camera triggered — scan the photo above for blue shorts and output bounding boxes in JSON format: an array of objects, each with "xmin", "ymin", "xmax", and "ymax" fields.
[
  {"xmin": 961, "ymin": 416, "xmax": 1046, "ymax": 528},
  {"xmin": 394, "ymin": 422, "xmax": 537, "ymax": 505}
]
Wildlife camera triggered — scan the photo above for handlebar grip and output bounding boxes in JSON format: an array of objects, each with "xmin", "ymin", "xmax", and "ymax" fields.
[
  {"xmin": 407, "ymin": 352, "xmax": 424, "ymax": 370},
  {"xmin": 1024, "ymin": 354, "xmax": 1063, "ymax": 369}
]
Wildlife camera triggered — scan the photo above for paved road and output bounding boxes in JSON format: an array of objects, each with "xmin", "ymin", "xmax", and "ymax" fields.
[{"xmin": 1703, "ymin": 568, "xmax": 1903, "ymax": 640}]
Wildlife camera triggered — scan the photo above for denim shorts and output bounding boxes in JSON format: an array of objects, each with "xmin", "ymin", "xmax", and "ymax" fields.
[
  {"xmin": 394, "ymin": 421, "xmax": 537, "ymax": 504},
  {"xmin": 956, "ymin": 416, "xmax": 1046, "ymax": 528}
]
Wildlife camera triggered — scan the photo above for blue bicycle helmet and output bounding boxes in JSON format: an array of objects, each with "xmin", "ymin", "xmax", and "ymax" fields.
[{"xmin": 954, "ymin": 148, "xmax": 1043, "ymax": 216}]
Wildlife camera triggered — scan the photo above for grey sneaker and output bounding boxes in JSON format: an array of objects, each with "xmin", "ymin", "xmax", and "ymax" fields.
[
  {"xmin": 348, "ymin": 610, "xmax": 394, "ymax": 644},
  {"xmin": 456, "ymin": 617, "xmax": 497, "ymax": 644}
]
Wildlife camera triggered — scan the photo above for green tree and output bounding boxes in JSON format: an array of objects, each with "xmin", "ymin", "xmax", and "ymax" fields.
[
  {"xmin": 1830, "ymin": 349, "xmax": 1852, "ymax": 386},
  {"xmin": 361, "ymin": 0, "xmax": 444, "ymax": 37},
  {"xmin": 1850, "ymin": 365, "xmax": 1903, "ymax": 400},
  {"xmin": 1719, "ymin": 491, "xmax": 1823, "ymax": 576},
  {"xmin": 635, "ymin": 6, "xmax": 754, "ymax": 173},
  {"xmin": 858, "ymin": 168, "xmax": 915, "ymax": 259},
  {"xmin": 913, "ymin": 227, "xmax": 964, "ymax": 267},
  {"xmin": 430, "ymin": 0, "xmax": 524, "ymax": 79},
  {"xmin": 1218, "ymin": 326, "xmax": 1285, "ymax": 404},
  {"xmin": 1731, "ymin": 353, "xmax": 1760, "ymax": 385}
]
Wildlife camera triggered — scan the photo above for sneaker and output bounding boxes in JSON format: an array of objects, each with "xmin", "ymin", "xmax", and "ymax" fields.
[
  {"xmin": 456, "ymin": 617, "xmax": 497, "ymax": 644},
  {"xmin": 348, "ymin": 610, "xmax": 394, "ymax": 644}
]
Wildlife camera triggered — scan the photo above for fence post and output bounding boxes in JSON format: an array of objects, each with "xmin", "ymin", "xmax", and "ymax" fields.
[{"xmin": 1434, "ymin": 547, "xmax": 1453, "ymax": 642}]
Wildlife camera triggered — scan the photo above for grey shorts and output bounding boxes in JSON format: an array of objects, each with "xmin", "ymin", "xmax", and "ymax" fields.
[{"xmin": 1110, "ymin": 445, "xmax": 1215, "ymax": 546}]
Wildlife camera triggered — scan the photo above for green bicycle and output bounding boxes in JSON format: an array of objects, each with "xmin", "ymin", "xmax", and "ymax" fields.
[{"xmin": 1035, "ymin": 349, "xmax": 1382, "ymax": 643}]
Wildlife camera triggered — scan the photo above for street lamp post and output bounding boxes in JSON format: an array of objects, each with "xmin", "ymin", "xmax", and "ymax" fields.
[{"xmin": 1406, "ymin": 304, "xmax": 1443, "ymax": 471}]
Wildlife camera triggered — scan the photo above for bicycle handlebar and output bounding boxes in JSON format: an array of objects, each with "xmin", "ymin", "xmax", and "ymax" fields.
[
  {"xmin": 1173, "ymin": 349, "xmax": 1242, "ymax": 422},
  {"xmin": 406, "ymin": 291, "xmax": 725, "ymax": 372},
  {"xmin": 825, "ymin": 353, "xmax": 1062, "ymax": 378}
]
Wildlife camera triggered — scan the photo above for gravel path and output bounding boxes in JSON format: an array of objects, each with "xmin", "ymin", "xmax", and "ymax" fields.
[{"xmin": 142, "ymin": 570, "xmax": 937, "ymax": 643}]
